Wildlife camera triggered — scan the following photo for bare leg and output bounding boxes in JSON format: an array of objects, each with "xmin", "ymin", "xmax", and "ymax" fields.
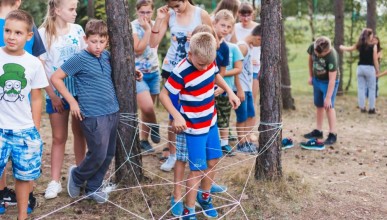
[
  {"xmin": 236, "ymin": 121, "xmax": 247, "ymax": 144},
  {"xmin": 16, "ymin": 180, "xmax": 30, "ymax": 220},
  {"xmin": 316, "ymin": 107, "xmax": 325, "ymax": 132},
  {"xmin": 173, "ymin": 161, "xmax": 186, "ymax": 201},
  {"xmin": 185, "ymin": 171, "xmax": 202, "ymax": 207},
  {"xmin": 137, "ymin": 91, "xmax": 157, "ymax": 141},
  {"xmin": 326, "ymin": 108, "xmax": 337, "ymax": 133},
  {"xmin": 0, "ymin": 168, "xmax": 6, "ymax": 190},
  {"xmin": 200, "ymin": 159, "xmax": 219, "ymax": 191}
]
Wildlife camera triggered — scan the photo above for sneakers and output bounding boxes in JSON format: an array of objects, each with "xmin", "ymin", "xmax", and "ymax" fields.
[
  {"xmin": 196, "ymin": 191, "xmax": 218, "ymax": 219},
  {"xmin": 246, "ymin": 142, "xmax": 258, "ymax": 155},
  {"xmin": 27, "ymin": 192, "xmax": 36, "ymax": 214},
  {"xmin": 210, "ymin": 184, "xmax": 227, "ymax": 194},
  {"xmin": 0, "ymin": 200, "xmax": 5, "ymax": 214},
  {"xmin": 44, "ymin": 180, "xmax": 62, "ymax": 199},
  {"xmin": 86, "ymin": 191, "xmax": 108, "ymax": 204},
  {"xmin": 140, "ymin": 140, "xmax": 155, "ymax": 153},
  {"xmin": 282, "ymin": 138, "xmax": 294, "ymax": 149},
  {"xmin": 2, "ymin": 187, "xmax": 17, "ymax": 206},
  {"xmin": 221, "ymin": 145, "xmax": 235, "ymax": 156},
  {"xmin": 303, "ymin": 129, "xmax": 323, "ymax": 139},
  {"xmin": 182, "ymin": 207, "xmax": 197, "ymax": 220},
  {"xmin": 324, "ymin": 133, "xmax": 337, "ymax": 145},
  {"xmin": 160, "ymin": 155, "xmax": 176, "ymax": 172},
  {"xmin": 236, "ymin": 142, "xmax": 256, "ymax": 155},
  {"xmin": 67, "ymin": 165, "xmax": 81, "ymax": 198},
  {"xmin": 150, "ymin": 124, "xmax": 161, "ymax": 143},
  {"xmin": 368, "ymin": 109, "xmax": 376, "ymax": 114},
  {"xmin": 170, "ymin": 196, "xmax": 183, "ymax": 217},
  {"xmin": 300, "ymin": 138, "xmax": 325, "ymax": 150},
  {"xmin": 360, "ymin": 108, "xmax": 367, "ymax": 113}
]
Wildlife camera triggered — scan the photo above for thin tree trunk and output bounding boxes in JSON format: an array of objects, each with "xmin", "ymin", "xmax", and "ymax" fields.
[
  {"xmin": 334, "ymin": 0, "xmax": 344, "ymax": 95},
  {"xmin": 366, "ymin": 0, "xmax": 377, "ymax": 33},
  {"xmin": 255, "ymin": 0, "xmax": 282, "ymax": 180},
  {"xmin": 87, "ymin": 0, "xmax": 94, "ymax": 19},
  {"xmin": 307, "ymin": 0, "xmax": 315, "ymax": 41},
  {"xmin": 280, "ymin": 19, "xmax": 295, "ymax": 110},
  {"xmin": 105, "ymin": 0, "xmax": 143, "ymax": 185}
]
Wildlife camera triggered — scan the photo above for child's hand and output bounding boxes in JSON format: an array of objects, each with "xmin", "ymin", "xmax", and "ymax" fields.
[
  {"xmin": 172, "ymin": 114, "xmax": 187, "ymax": 133},
  {"xmin": 156, "ymin": 5, "xmax": 169, "ymax": 20},
  {"xmin": 228, "ymin": 92, "xmax": 241, "ymax": 110},
  {"xmin": 138, "ymin": 17, "xmax": 151, "ymax": 31},
  {"xmin": 324, "ymin": 97, "xmax": 332, "ymax": 110},
  {"xmin": 135, "ymin": 70, "xmax": 143, "ymax": 81},
  {"xmin": 377, "ymin": 70, "xmax": 387, "ymax": 78},
  {"xmin": 237, "ymin": 89, "xmax": 245, "ymax": 102},
  {"xmin": 186, "ymin": 32, "xmax": 192, "ymax": 43},
  {"xmin": 50, "ymin": 94, "xmax": 65, "ymax": 113},
  {"xmin": 308, "ymin": 76, "xmax": 313, "ymax": 85},
  {"xmin": 69, "ymin": 101, "xmax": 83, "ymax": 121},
  {"xmin": 214, "ymin": 87, "xmax": 224, "ymax": 97}
]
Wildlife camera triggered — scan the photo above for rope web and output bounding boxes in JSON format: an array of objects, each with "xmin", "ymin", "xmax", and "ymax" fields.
[{"xmin": 37, "ymin": 112, "xmax": 282, "ymax": 219}]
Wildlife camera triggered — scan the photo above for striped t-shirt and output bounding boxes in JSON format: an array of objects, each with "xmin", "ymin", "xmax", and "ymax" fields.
[
  {"xmin": 165, "ymin": 58, "xmax": 219, "ymax": 135},
  {"xmin": 61, "ymin": 50, "xmax": 119, "ymax": 117}
]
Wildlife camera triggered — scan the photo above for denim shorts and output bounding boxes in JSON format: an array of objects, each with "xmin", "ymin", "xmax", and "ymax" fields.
[
  {"xmin": 0, "ymin": 127, "xmax": 43, "ymax": 181},
  {"xmin": 46, "ymin": 98, "xmax": 71, "ymax": 114},
  {"xmin": 312, "ymin": 77, "xmax": 339, "ymax": 108},
  {"xmin": 185, "ymin": 125, "xmax": 222, "ymax": 171},
  {"xmin": 136, "ymin": 71, "xmax": 160, "ymax": 95},
  {"xmin": 235, "ymin": 91, "xmax": 255, "ymax": 123}
]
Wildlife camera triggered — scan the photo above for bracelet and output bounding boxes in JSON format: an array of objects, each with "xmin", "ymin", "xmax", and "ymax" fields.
[{"xmin": 151, "ymin": 30, "xmax": 159, "ymax": 34}]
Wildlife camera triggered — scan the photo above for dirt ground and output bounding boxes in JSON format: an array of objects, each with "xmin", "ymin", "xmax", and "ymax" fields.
[{"xmin": 2, "ymin": 95, "xmax": 387, "ymax": 219}]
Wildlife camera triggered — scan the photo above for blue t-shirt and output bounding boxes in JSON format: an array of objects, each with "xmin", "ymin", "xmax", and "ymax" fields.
[
  {"xmin": 0, "ymin": 19, "xmax": 46, "ymax": 57},
  {"xmin": 225, "ymin": 42, "xmax": 244, "ymax": 90},
  {"xmin": 60, "ymin": 50, "xmax": 120, "ymax": 117},
  {"xmin": 216, "ymin": 40, "xmax": 230, "ymax": 68}
]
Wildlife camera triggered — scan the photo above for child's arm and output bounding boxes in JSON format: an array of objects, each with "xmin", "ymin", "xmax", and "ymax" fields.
[
  {"xmin": 40, "ymin": 59, "xmax": 65, "ymax": 113},
  {"xmin": 339, "ymin": 44, "xmax": 356, "ymax": 52},
  {"xmin": 30, "ymin": 89, "xmax": 43, "ymax": 130},
  {"xmin": 324, "ymin": 70, "xmax": 338, "ymax": 110},
  {"xmin": 215, "ymin": 74, "xmax": 240, "ymax": 109},
  {"xmin": 149, "ymin": 5, "xmax": 170, "ymax": 48},
  {"xmin": 133, "ymin": 18, "xmax": 152, "ymax": 55},
  {"xmin": 224, "ymin": 60, "xmax": 242, "ymax": 77},
  {"xmin": 159, "ymin": 88, "xmax": 187, "ymax": 133},
  {"xmin": 51, "ymin": 68, "xmax": 83, "ymax": 121},
  {"xmin": 308, "ymin": 54, "xmax": 313, "ymax": 85},
  {"xmin": 377, "ymin": 70, "xmax": 387, "ymax": 78},
  {"xmin": 373, "ymin": 44, "xmax": 380, "ymax": 75},
  {"xmin": 234, "ymin": 74, "xmax": 245, "ymax": 102}
]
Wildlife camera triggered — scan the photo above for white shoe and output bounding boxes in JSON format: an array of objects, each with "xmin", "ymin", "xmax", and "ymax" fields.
[
  {"xmin": 160, "ymin": 156, "xmax": 176, "ymax": 172},
  {"xmin": 44, "ymin": 180, "xmax": 62, "ymax": 199}
]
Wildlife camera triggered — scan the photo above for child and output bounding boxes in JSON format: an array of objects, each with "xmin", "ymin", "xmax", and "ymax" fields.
[
  {"xmin": 150, "ymin": 0, "xmax": 215, "ymax": 172},
  {"xmin": 160, "ymin": 32, "xmax": 240, "ymax": 219},
  {"xmin": 39, "ymin": 0, "xmax": 87, "ymax": 199},
  {"xmin": 302, "ymin": 36, "xmax": 339, "ymax": 150},
  {"xmin": 51, "ymin": 19, "xmax": 123, "ymax": 203},
  {"xmin": 234, "ymin": 25, "xmax": 261, "ymax": 154},
  {"xmin": 0, "ymin": 0, "xmax": 46, "ymax": 211},
  {"xmin": 132, "ymin": 0, "xmax": 161, "ymax": 153},
  {"xmin": 0, "ymin": 10, "xmax": 48, "ymax": 219}
]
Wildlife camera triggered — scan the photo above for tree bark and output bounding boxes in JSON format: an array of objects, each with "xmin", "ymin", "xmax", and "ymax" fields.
[
  {"xmin": 87, "ymin": 0, "xmax": 94, "ymax": 19},
  {"xmin": 105, "ymin": 0, "xmax": 143, "ymax": 185},
  {"xmin": 366, "ymin": 0, "xmax": 377, "ymax": 33},
  {"xmin": 280, "ymin": 19, "xmax": 295, "ymax": 110},
  {"xmin": 307, "ymin": 0, "xmax": 315, "ymax": 41},
  {"xmin": 255, "ymin": 0, "xmax": 282, "ymax": 180},
  {"xmin": 334, "ymin": 0, "xmax": 344, "ymax": 95}
]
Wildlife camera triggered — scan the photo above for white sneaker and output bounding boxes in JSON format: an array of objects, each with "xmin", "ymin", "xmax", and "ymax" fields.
[
  {"xmin": 160, "ymin": 156, "xmax": 176, "ymax": 172},
  {"xmin": 44, "ymin": 180, "xmax": 62, "ymax": 199}
]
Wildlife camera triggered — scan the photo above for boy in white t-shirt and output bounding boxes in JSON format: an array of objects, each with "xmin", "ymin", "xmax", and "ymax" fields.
[{"xmin": 0, "ymin": 10, "xmax": 48, "ymax": 219}]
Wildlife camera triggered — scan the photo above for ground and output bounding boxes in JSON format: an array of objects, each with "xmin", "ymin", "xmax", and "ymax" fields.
[{"xmin": 2, "ymin": 95, "xmax": 387, "ymax": 219}]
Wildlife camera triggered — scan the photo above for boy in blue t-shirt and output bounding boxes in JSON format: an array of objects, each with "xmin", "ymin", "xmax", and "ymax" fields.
[{"xmin": 51, "ymin": 19, "xmax": 142, "ymax": 203}]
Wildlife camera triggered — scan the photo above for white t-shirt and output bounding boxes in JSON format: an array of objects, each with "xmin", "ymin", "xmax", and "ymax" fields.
[
  {"xmin": 237, "ymin": 41, "xmax": 253, "ymax": 92},
  {"xmin": 234, "ymin": 23, "xmax": 261, "ymax": 74},
  {"xmin": 0, "ymin": 48, "xmax": 49, "ymax": 129},
  {"xmin": 39, "ymin": 23, "xmax": 86, "ymax": 97}
]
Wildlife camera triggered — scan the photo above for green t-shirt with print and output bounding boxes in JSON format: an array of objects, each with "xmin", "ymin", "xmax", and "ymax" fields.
[{"xmin": 307, "ymin": 44, "xmax": 340, "ymax": 81}]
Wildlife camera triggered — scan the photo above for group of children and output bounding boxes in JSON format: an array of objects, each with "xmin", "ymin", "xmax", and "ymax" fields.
[{"xmin": 0, "ymin": 0, "xmax": 264, "ymax": 219}]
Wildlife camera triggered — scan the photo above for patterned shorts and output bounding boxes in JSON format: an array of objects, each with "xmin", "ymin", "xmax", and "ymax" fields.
[
  {"xmin": 0, "ymin": 127, "xmax": 43, "ymax": 181},
  {"xmin": 215, "ymin": 96, "xmax": 232, "ymax": 128},
  {"xmin": 175, "ymin": 132, "xmax": 187, "ymax": 162}
]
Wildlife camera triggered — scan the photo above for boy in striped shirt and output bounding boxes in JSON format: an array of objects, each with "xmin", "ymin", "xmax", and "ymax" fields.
[{"xmin": 160, "ymin": 32, "xmax": 240, "ymax": 219}]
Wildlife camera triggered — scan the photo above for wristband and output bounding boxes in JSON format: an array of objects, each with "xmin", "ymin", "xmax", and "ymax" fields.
[{"xmin": 151, "ymin": 30, "xmax": 159, "ymax": 34}]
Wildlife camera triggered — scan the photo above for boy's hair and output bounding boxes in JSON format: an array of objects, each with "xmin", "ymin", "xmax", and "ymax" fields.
[
  {"xmin": 85, "ymin": 19, "xmax": 108, "ymax": 37},
  {"xmin": 189, "ymin": 32, "xmax": 217, "ymax": 63},
  {"xmin": 238, "ymin": 2, "xmax": 254, "ymax": 15},
  {"xmin": 192, "ymin": 24, "xmax": 215, "ymax": 38},
  {"xmin": 214, "ymin": 9, "xmax": 235, "ymax": 24},
  {"xmin": 314, "ymin": 36, "xmax": 332, "ymax": 54},
  {"xmin": 136, "ymin": 0, "xmax": 154, "ymax": 10},
  {"xmin": 251, "ymin": 24, "xmax": 261, "ymax": 36},
  {"xmin": 0, "ymin": 0, "xmax": 17, "ymax": 6},
  {"xmin": 213, "ymin": 0, "xmax": 240, "ymax": 18},
  {"xmin": 5, "ymin": 9, "xmax": 33, "ymax": 32}
]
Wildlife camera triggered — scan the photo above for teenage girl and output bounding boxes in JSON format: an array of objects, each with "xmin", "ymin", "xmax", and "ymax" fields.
[{"xmin": 39, "ymin": 0, "xmax": 87, "ymax": 199}]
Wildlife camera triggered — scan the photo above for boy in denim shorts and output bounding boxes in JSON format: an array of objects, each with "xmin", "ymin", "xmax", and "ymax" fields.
[
  {"xmin": 0, "ymin": 10, "xmax": 48, "ymax": 219},
  {"xmin": 160, "ymin": 32, "xmax": 240, "ymax": 219}
]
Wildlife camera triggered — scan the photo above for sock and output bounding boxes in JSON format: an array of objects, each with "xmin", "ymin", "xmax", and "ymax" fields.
[
  {"xmin": 169, "ymin": 154, "xmax": 176, "ymax": 159},
  {"xmin": 198, "ymin": 189, "xmax": 210, "ymax": 202},
  {"xmin": 220, "ymin": 139, "xmax": 228, "ymax": 146},
  {"xmin": 183, "ymin": 205, "xmax": 195, "ymax": 215}
]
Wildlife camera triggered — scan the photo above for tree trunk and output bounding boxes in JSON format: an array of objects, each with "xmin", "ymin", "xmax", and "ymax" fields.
[
  {"xmin": 366, "ymin": 0, "xmax": 377, "ymax": 33},
  {"xmin": 280, "ymin": 19, "xmax": 295, "ymax": 110},
  {"xmin": 105, "ymin": 0, "xmax": 143, "ymax": 185},
  {"xmin": 255, "ymin": 0, "xmax": 282, "ymax": 180},
  {"xmin": 334, "ymin": 0, "xmax": 344, "ymax": 95},
  {"xmin": 87, "ymin": 0, "xmax": 94, "ymax": 19},
  {"xmin": 307, "ymin": 0, "xmax": 315, "ymax": 41}
]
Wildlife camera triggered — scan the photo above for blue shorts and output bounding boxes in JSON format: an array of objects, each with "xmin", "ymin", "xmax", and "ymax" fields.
[
  {"xmin": 185, "ymin": 125, "xmax": 222, "ymax": 171},
  {"xmin": 312, "ymin": 78, "xmax": 339, "ymax": 108},
  {"xmin": 46, "ymin": 98, "xmax": 71, "ymax": 114},
  {"xmin": 169, "ymin": 93, "xmax": 180, "ymax": 120},
  {"xmin": 253, "ymin": 72, "xmax": 259, "ymax": 80},
  {"xmin": 176, "ymin": 132, "xmax": 187, "ymax": 162},
  {"xmin": 235, "ymin": 91, "xmax": 255, "ymax": 123},
  {"xmin": 136, "ymin": 71, "xmax": 160, "ymax": 95},
  {"xmin": 0, "ymin": 127, "xmax": 43, "ymax": 181}
]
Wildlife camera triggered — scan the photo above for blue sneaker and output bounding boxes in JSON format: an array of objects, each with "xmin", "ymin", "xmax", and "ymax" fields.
[
  {"xmin": 236, "ymin": 142, "xmax": 250, "ymax": 154},
  {"xmin": 0, "ymin": 201, "xmax": 5, "ymax": 214},
  {"xmin": 300, "ymin": 138, "xmax": 325, "ymax": 150},
  {"xmin": 182, "ymin": 207, "xmax": 197, "ymax": 220},
  {"xmin": 282, "ymin": 138, "xmax": 294, "ymax": 149},
  {"xmin": 210, "ymin": 184, "xmax": 227, "ymax": 194},
  {"xmin": 27, "ymin": 192, "xmax": 36, "ymax": 214},
  {"xmin": 170, "ymin": 196, "xmax": 183, "ymax": 217},
  {"xmin": 196, "ymin": 191, "xmax": 218, "ymax": 219}
]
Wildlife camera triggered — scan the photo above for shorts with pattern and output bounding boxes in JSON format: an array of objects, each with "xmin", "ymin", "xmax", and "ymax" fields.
[
  {"xmin": 0, "ymin": 127, "xmax": 43, "ymax": 181},
  {"xmin": 176, "ymin": 132, "xmax": 187, "ymax": 162},
  {"xmin": 215, "ymin": 96, "xmax": 232, "ymax": 128}
]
